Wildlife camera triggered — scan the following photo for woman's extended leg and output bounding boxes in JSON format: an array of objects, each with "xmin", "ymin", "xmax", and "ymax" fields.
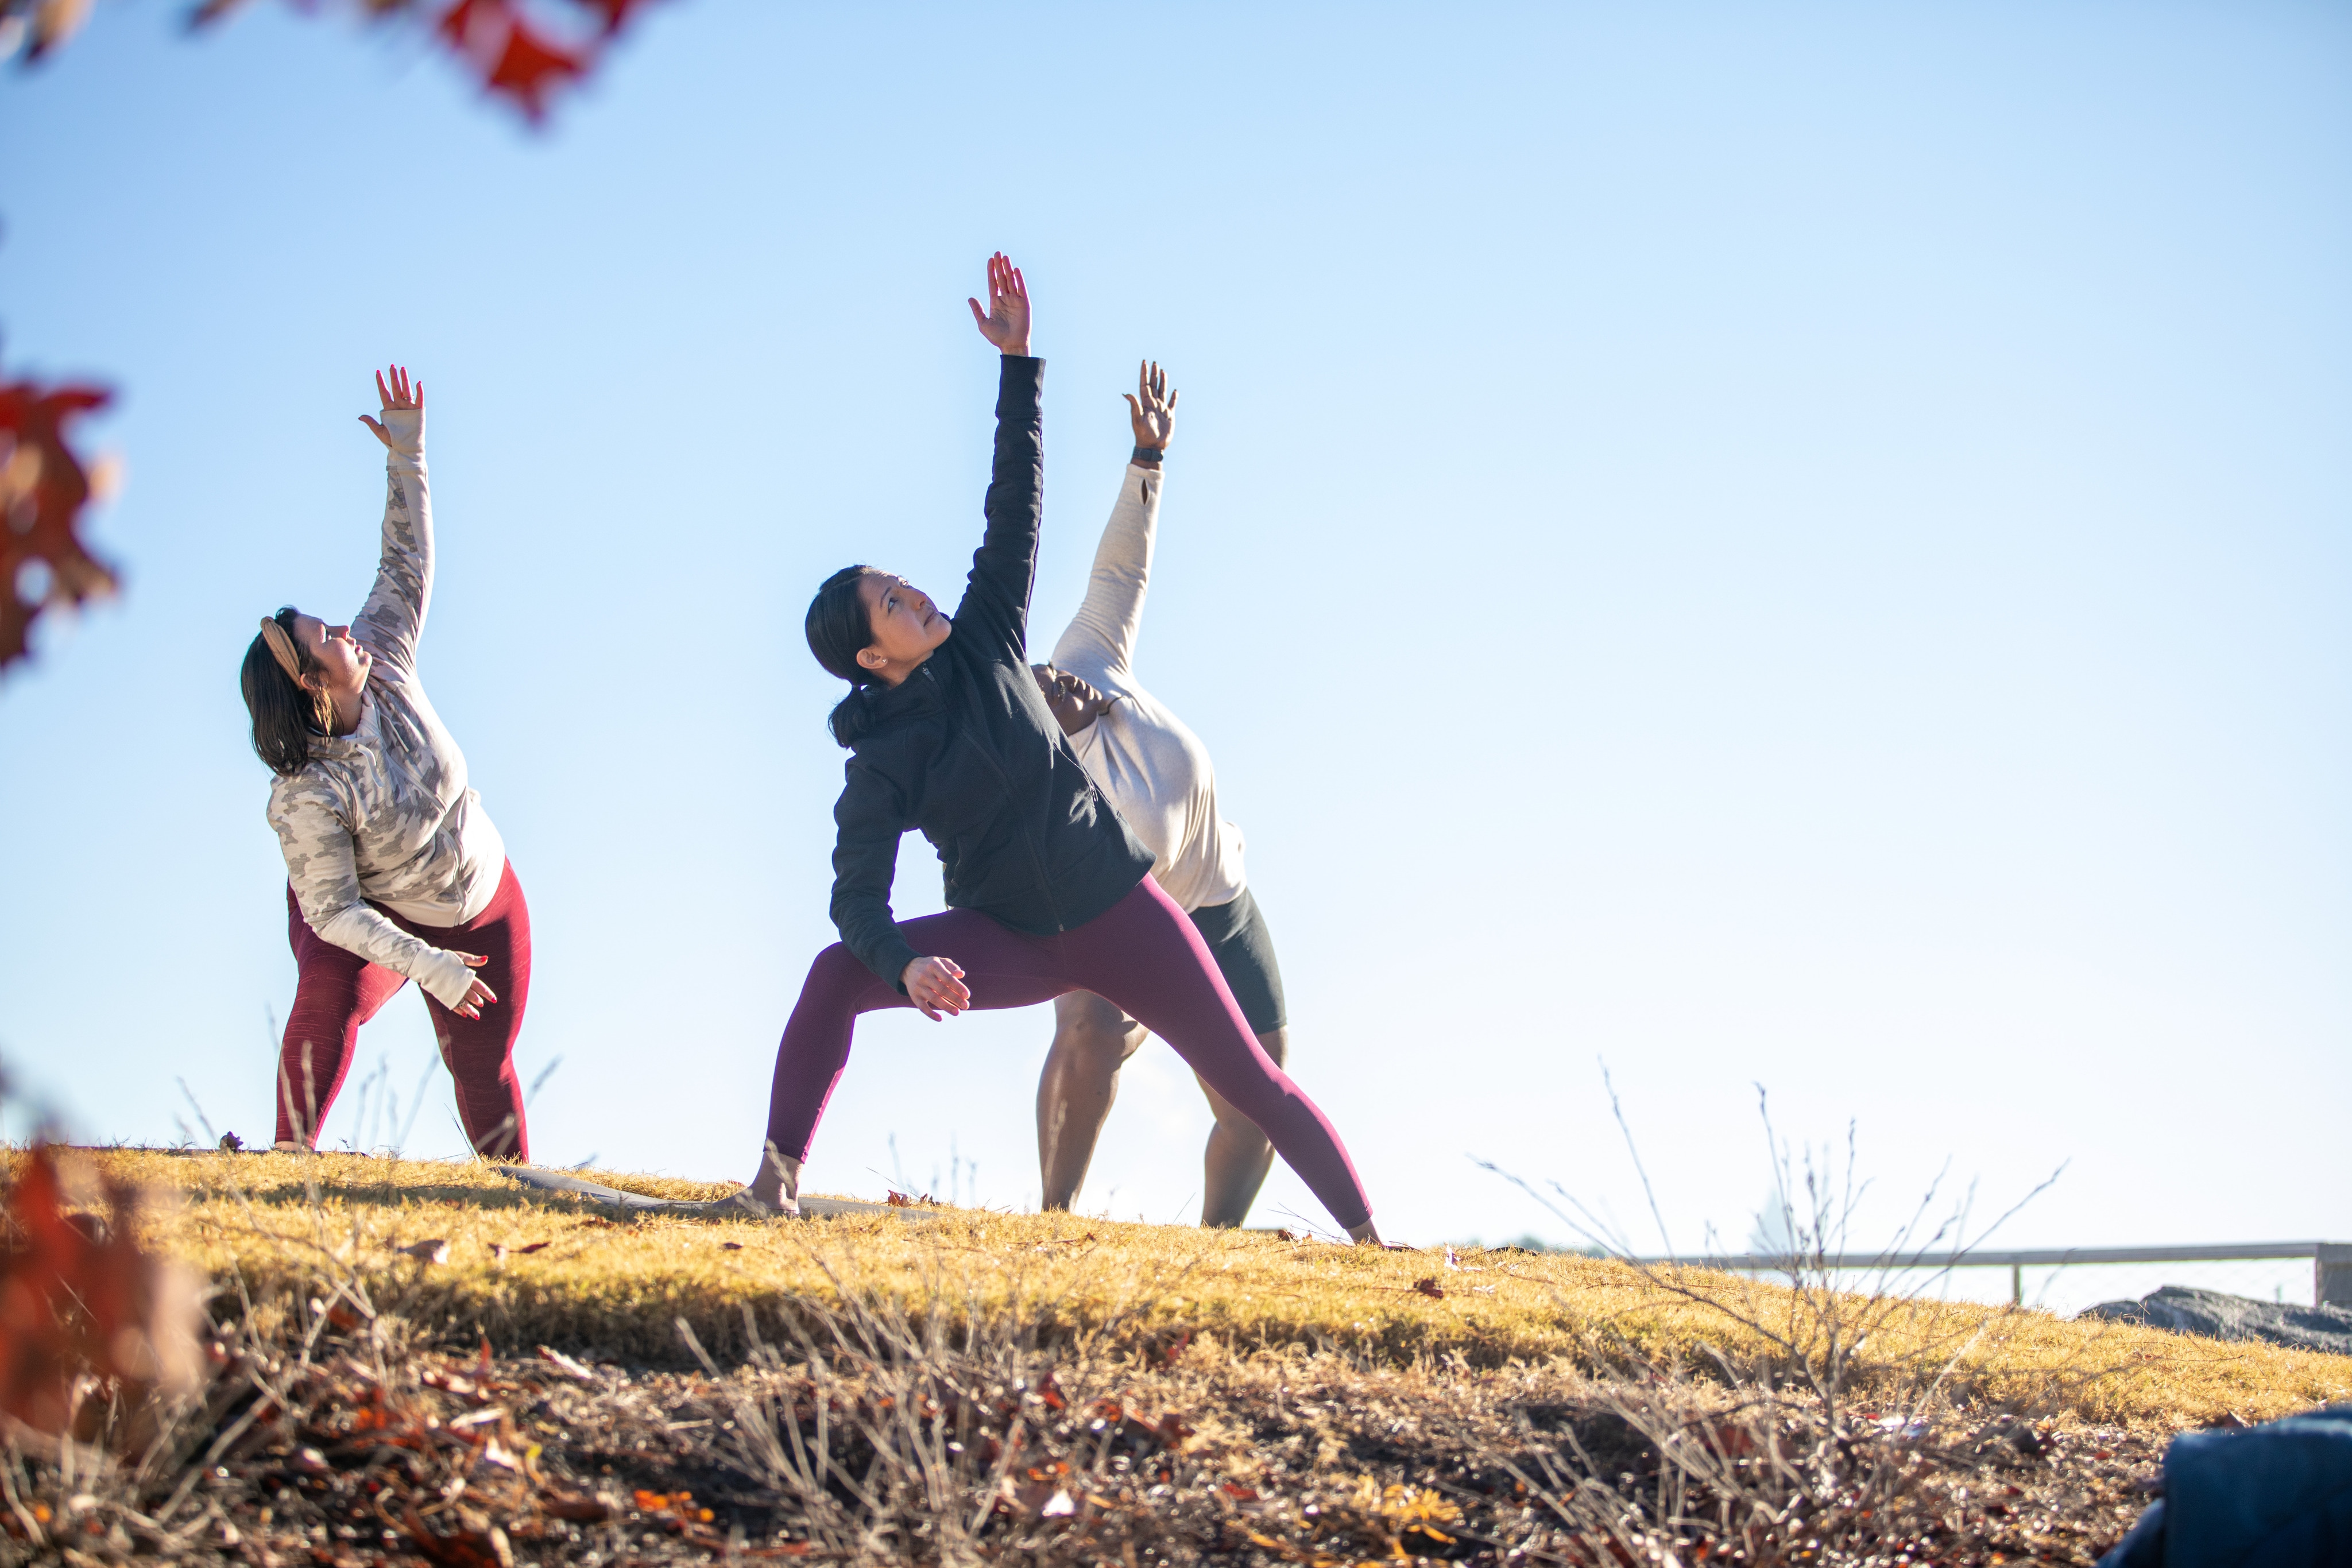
[
  {"xmin": 1197, "ymin": 1025, "xmax": 1286, "ymax": 1227},
  {"xmin": 402, "ymin": 862, "xmax": 533, "ymax": 1161},
  {"xmin": 277, "ymin": 885, "xmax": 408, "ymax": 1149},
  {"xmin": 1063, "ymin": 880, "xmax": 1374, "ymax": 1236},
  {"xmin": 756, "ymin": 908, "xmax": 1073, "ymax": 1201}
]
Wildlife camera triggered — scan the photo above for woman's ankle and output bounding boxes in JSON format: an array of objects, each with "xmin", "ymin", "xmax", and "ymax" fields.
[{"xmin": 748, "ymin": 1143, "xmax": 802, "ymax": 1208}]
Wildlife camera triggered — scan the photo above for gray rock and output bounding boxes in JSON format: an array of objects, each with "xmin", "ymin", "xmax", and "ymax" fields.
[{"xmin": 2078, "ymin": 1284, "xmax": 2352, "ymax": 1357}]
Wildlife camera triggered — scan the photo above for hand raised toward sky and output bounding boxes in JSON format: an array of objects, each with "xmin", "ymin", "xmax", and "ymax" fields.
[
  {"xmin": 967, "ymin": 253, "xmax": 1032, "ymax": 357},
  {"xmin": 1124, "ymin": 359, "xmax": 1177, "ymax": 451},
  {"xmin": 358, "ymin": 363, "xmax": 423, "ymax": 450},
  {"xmin": 902, "ymin": 955, "xmax": 971, "ymax": 1021}
]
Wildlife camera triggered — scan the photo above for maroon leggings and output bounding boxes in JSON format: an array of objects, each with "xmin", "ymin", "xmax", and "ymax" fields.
[
  {"xmin": 765, "ymin": 876, "xmax": 1371, "ymax": 1230},
  {"xmin": 277, "ymin": 860, "xmax": 532, "ymax": 1160}
]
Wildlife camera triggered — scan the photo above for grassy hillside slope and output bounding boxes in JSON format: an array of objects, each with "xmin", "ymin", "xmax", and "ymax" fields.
[{"xmin": 89, "ymin": 1147, "xmax": 2352, "ymax": 1428}]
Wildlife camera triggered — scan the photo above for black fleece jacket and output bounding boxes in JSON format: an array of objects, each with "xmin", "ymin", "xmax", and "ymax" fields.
[{"xmin": 827, "ymin": 356, "xmax": 1155, "ymax": 988}]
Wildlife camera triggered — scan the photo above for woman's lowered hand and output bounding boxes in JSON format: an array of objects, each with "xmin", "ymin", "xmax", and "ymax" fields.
[
  {"xmin": 358, "ymin": 363, "xmax": 423, "ymax": 450},
  {"xmin": 902, "ymin": 955, "xmax": 971, "ymax": 1021},
  {"xmin": 1124, "ymin": 359, "xmax": 1177, "ymax": 451},
  {"xmin": 966, "ymin": 253, "xmax": 1031, "ymax": 357},
  {"xmin": 451, "ymin": 951, "xmax": 498, "ymax": 1021}
]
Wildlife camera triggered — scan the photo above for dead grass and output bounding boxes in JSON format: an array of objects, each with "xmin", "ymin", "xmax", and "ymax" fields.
[{"xmin": 60, "ymin": 1147, "xmax": 2352, "ymax": 1430}]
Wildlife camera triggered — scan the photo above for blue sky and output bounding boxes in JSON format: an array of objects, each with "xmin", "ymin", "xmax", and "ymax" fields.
[{"xmin": 1, "ymin": 2, "xmax": 2346, "ymax": 1272}]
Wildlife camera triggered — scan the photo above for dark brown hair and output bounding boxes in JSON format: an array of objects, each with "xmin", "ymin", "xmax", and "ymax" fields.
[
  {"xmin": 805, "ymin": 565, "xmax": 885, "ymax": 748},
  {"xmin": 240, "ymin": 607, "xmax": 331, "ymax": 775}
]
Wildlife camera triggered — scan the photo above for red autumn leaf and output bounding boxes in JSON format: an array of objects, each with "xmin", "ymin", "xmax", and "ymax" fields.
[
  {"xmin": 399, "ymin": 1502, "xmax": 513, "ymax": 1568},
  {"xmin": 432, "ymin": 0, "xmax": 598, "ymax": 121},
  {"xmin": 1705, "ymin": 1421, "xmax": 1758, "ymax": 1458},
  {"xmin": 0, "ymin": 1145, "xmax": 203, "ymax": 1445},
  {"xmin": 0, "ymin": 373, "xmax": 117, "ymax": 674},
  {"xmin": 1413, "ymin": 1276, "xmax": 1446, "ymax": 1299},
  {"xmin": 541, "ymin": 1490, "xmax": 611, "ymax": 1523}
]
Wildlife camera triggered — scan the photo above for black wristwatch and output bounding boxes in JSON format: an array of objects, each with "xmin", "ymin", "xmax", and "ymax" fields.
[{"xmin": 1132, "ymin": 445, "xmax": 1165, "ymax": 467}]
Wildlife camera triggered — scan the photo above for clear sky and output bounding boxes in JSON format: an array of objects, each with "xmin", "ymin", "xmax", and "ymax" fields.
[{"xmin": 2, "ymin": 2, "xmax": 2346, "ymax": 1269}]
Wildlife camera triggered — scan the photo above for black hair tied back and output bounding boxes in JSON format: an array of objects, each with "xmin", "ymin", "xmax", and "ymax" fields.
[{"xmin": 806, "ymin": 564, "xmax": 884, "ymax": 748}]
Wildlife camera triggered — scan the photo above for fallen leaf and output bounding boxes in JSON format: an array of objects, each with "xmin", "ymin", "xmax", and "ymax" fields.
[
  {"xmin": 539, "ymin": 1490, "xmax": 610, "ymax": 1523},
  {"xmin": 398, "ymin": 1502, "xmax": 513, "ymax": 1568},
  {"xmin": 1413, "ymin": 1276, "xmax": 1446, "ymax": 1299},
  {"xmin": 534, "ymin": 1345, "xmax": 598, "ymax": 1383}
]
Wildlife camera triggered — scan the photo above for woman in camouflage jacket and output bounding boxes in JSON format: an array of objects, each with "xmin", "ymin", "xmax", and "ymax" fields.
[{"xmin": 238, "ymin": 365, "xmax": 531, "ymax": 1160}]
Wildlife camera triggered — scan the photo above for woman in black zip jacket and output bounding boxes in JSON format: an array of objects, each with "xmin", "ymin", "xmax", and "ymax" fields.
[{"xmin": 735, "ymin": 254, "xmax": 1380, "ymax": 1241}]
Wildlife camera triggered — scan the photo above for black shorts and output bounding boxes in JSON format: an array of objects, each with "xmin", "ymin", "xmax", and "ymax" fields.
[{"xmin": 1188, "ymin": 888, "xmax": 1287, "ymax": 1035}]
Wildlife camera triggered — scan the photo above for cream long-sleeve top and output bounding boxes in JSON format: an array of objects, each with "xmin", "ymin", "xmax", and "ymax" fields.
[
  {"xmin": 263, "ymin": 406, "xmax": 508, "ymax": 1010},
  {"xmin": 1048, "ymin": 458, "xmax": 1248, "ymax": 915}
]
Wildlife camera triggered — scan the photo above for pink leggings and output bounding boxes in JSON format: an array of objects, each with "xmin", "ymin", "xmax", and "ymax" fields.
[
  {"xmin": 276, "ymin": 860, "xmax": 532, "ymax": 1160},
  {"xmin": 765, "ymin": 876, "xmax": 1371, "ymax": 1230}
]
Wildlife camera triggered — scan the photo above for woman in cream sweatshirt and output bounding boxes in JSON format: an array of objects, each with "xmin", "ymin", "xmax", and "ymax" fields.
[
  {"xmin": 1030, "ymin": 361, "xmax": 1301, "ymax": 1228},
  {"xmin": 238, "ymin": 365, "xmax": 531, "ymax": 1159}
]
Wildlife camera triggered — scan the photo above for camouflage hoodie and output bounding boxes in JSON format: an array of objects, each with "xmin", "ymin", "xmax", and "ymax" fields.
[{"xmin": 264, "ymin": 405, "xmax": 507, "ymax": 1009}]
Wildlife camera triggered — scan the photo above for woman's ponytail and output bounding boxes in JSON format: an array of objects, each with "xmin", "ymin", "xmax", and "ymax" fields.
[{"xmin": 806, "ymin": 565, "xmax": 884, "ymax": 749}]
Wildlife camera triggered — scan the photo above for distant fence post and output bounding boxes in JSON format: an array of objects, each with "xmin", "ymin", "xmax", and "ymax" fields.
[{"xmin": 2319, "ymin": 1244, "xmax": 2352, "ymax": 1308}]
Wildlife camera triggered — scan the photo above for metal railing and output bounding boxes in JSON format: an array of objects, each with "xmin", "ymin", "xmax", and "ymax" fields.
[{"xmin": 1631, "ymin": 1242, "xmax": 2352, "ymax": 1308}]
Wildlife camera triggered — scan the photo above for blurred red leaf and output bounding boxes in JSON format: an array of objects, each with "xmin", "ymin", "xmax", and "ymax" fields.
[
  {"xmin": 436, "ymin": 0, "xmax": 587, "ymax": 122},
  {"xmin": 0, "ymin": 1145, "xmax": 202, "ymax": 1445},
  {"xmin": 1413, "ymin": 1276, "xmax": 1446, "ymax": 1299},
  {"xmin": 541, "ymin": 1490, "xmax": 610, "ymax": 1523},
  {"xmin": 398, "ymin": 1502, "xmax": 513, "ymax": 1568},
  {"xmin": 0, "ymin": 373, "xmax": 117, "ymax": 675}
]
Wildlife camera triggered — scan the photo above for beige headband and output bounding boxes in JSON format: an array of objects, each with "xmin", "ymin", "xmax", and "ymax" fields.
[{"xmin": 258, "ymin": 618, "xmax": 307, "ymax": 683}]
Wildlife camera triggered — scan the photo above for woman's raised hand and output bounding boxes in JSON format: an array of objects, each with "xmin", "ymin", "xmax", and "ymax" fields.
[
  {"xmin": 901, "ymin": 955, "xmax": 972, "ymax": 1021},
  {"xmin": 1124, "ymin": 359, "xmax": 1177, "ymax": 451},
  {"xmin": 966, "ymin": 253, "xmax": 1032, "ymax": 357},
  {"xmin": 358, "ymin": 363, "xmax": 424, "ymax": 450},
  {"xmin": 451, "ymin": 950, "xmax": 498, "ymax": 1021}
]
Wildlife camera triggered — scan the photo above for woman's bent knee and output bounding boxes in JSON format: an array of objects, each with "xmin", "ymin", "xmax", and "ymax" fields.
[
  {"xmin": 1052, "ymin": 994, "xmax": 1142, "ymax": 1075},
  {"xmin": 803, "ymin": 943, "xmax": 886, "ymax": 1005}
]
